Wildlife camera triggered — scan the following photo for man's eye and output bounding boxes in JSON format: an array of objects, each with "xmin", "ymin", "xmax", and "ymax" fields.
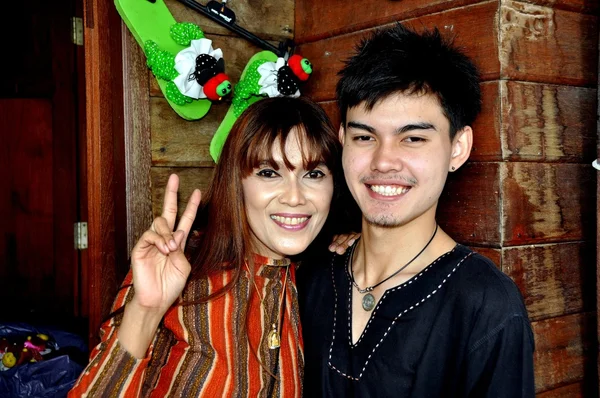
[
  {"xmin": 354, "ymin": 135, "xmax": 373, "ymax": 141},
  {"xmin": 404, "ymin": 136, "xmax": 426, "ymax": 143},
  {"xmin": 257, "ymin": 169, "xmax": 278, "ymax": 178},
  {"xmin": 305, "ymin": 170, "xmax": 326, "ymax": 179}
]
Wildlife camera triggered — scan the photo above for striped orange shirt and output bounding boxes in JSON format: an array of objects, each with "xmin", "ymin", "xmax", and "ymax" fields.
[{"xmin": 69, "ymin": 255, "xmax": 303, "ymax": 397}]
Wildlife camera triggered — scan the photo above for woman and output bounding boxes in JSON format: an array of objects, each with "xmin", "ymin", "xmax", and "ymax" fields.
[{"xmin": 69, "ymin": 97, "xmax": 343, "ymax": 397}]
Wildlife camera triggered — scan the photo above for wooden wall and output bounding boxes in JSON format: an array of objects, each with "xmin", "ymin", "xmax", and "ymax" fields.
[{"xmin": 294, "ymin": 0, "xmax": 598, "ymax": 396}]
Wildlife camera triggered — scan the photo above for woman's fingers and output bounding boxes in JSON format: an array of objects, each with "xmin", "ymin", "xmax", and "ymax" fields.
[
  {"xmin": 175, "ymin": 189, "xmax": 201, "ymax": 249},
  {"xmin": 135, "ymin": 230, "xmax": 171, "ymax": 255},
  {"xmin": 153, "ymin": 217, "xmax": 178, "ymax": 251},
  {"xmin": 161, "ymin": 174, "xmax": 180, "ymax": 231},
  {"xmin": 329, "ymin": 232, "xmax": 360, "ymax": 254}
]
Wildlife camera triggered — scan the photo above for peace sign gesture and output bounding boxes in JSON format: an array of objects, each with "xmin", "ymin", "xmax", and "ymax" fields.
[{"xmin": 129, "ymin": 174, "xmax": 201, "ymax": 315}]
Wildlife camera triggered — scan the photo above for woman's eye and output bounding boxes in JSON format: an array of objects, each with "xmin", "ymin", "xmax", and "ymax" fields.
[
  {"xmin": 257, "ymin": 169, "xmax": 278, "ymax": 178},
  {"xmin": 305, "ymin": 170, "xmax": 326, "ymax": 179}
]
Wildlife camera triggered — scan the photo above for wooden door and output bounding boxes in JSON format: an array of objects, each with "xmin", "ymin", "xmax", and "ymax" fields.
[{"xmin": 0, "ymin": 0, "xmax": 80, "ymax": 324}]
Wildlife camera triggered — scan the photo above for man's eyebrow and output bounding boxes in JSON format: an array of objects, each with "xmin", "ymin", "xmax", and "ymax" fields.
[
  {"xmin": 397, "ymin": 122, "xmax": 436, "ymax": 134},
  {"xmin": 346, "ymin": 121, "xmax": 375, "ymax": 133}
]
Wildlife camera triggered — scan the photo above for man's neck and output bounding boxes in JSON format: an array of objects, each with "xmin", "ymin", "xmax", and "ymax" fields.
[{"xmin": 353, "ymin": 216, "xmax": 455, "ymax": 287}]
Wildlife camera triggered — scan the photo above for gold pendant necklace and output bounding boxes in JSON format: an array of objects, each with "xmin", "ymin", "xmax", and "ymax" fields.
[{"xmin": 246, "ymin": 261, "xmax": 289, "ymax": 350}]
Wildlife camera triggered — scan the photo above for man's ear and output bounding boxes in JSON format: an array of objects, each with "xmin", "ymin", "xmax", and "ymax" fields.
[
  {"xmin": 449, "ymin": 126, "xmax": 473, "ymax": 172},
  {"xmin": 338, "ymin": 123, "xmax": 346, "ymax": 145}
]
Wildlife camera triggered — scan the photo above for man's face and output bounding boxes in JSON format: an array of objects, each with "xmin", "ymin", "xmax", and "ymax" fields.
[{"xmin": 340, "ymin": 92, "xmax": 468, "ymax": 228}]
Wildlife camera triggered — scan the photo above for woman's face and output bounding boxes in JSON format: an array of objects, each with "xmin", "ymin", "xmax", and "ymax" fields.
[{"xmin": 242, "ymin": 127, "xmax": 334, "ymax": 259}]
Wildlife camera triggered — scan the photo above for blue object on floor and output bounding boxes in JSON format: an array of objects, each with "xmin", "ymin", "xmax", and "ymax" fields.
[{"xmin": 0, "ymin": 322, "xmax": 87, "ymax": 398}]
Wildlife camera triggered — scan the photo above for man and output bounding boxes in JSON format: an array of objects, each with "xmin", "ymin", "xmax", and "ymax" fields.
[{"xmin": 298, "ymin": 23, "xmax": 535, "ymax": 397}]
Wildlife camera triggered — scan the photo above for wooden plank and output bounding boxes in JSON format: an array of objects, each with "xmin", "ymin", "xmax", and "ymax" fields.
[
  {"xmin": 536, "ymin": 381, "xmax": 586, "ymax": 398},
  {"xmin": 298, "ymin": 2, "xmax": 501, "ymax": 102},
  {"xmin": 469, "ymin": 247, "xmax": 502, "ymax": 267},
  {"xmin": 166, "ymin": 0, "xmax": 293, "ymax": 42},
  {"xmin": 524, "ymin": 0, "xmax": 599, "ymax": 14},
  {"xmin": 437, "ymin": 162, "xmax": 501, "ymax": 246},
  {"xmin": 318, "ymin": 100, "xmax": 340, "ymax": 129},
  {"xmin": 502, "ymin": 163, "xmax": 595, "ymax": 245},
  {"xmin": 499, "ymin": 1, "xmax": 598, "ymax": 86},
  {"xmin": 471, "ymin": 82, "xmax": 502, "ymax": 161},
  {"xmin": 123, "ymin": 27, "xmax": 153, "ymax": 252},
  {"xmin": 295, "ymin": 0, "xmax": 483, "ymax": 44},
  {"xmin": 151, "ymin": 167, "xmax": 214, "ymax": 218},
  {"xmin": 501, "ymin": 81, "xmax": 596, "ymax": 162},
  {"xmin": 83, "ymin": 0, "xmax": 129, "ymax": 346},
  {"xmin": 151, "ymin": 97, "xmax": 227, "ymax": 167},
  {"xmin": 295, "ymin": 0, "xmax": 597, "ymax": 44},
  {"xmin": 502, "ymin": 242, "xmax": 594, "ymax": 321},
  {"xmin": 149, "ymin": 35, "xmax": 270, "ymax": 97},
  {"xmin": 532, "ymin": 312, "xmax": 596, "ymax": 393}
]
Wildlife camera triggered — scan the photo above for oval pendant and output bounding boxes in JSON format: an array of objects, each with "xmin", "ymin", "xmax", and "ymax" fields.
[
  {"xmin": 362, "ymin": 293, "xmax": 376, "ymax": 311},
  {"xmin": 268, "ymin": 324, "xmax": 280, "ymax": 349}
]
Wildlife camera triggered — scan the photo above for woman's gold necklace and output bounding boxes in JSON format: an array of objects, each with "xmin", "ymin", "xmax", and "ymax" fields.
[
  {"xmin": 349, "ymin": 224, "xmax": 438, "ymax": 311},
  {"xmin": 246, "ymin": 262, "xmax": 290, "ymax": 350}
]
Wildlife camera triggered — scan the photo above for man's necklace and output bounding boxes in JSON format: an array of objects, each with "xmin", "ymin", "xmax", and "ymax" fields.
[{"xmin": 349, "ymin": 224, "xmax": 439, "ymax": 311}]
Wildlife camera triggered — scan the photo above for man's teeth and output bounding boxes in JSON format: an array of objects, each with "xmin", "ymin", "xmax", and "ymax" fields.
[
  {"xmin": 370, "ymin": 185, "xmax": 410, "ymax": 196},
  {"xmin": 271, "ymin": 215, "xmax": 309, "ymax": 225}
]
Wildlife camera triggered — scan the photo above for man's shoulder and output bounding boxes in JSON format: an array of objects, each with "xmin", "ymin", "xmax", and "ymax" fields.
[{"xmin": 450, "ymin": 247, "xmax": 530, "ymax": 321}]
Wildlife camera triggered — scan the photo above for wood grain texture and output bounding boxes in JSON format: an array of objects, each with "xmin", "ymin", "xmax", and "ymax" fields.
[
  {"xmin": 166, "ymin": 0, "xmax": 294, "ymax": 42},
  {"xmin": 437, "ymin": 162, "xmax": 501, "ymax": 246},
  {"xmin": 532, "ymin": 312, "xmax": 597, "ymax": 393},
  {"xmin": 295, "ymin": 0, "xmax": 597, "ymax": 44},
  {"xmin": 298, "ymin": 2, "xmax": 500, "ymax": 102},
  {"xmin": 469, "ymin": 246, "xmax": 502, "ymax": 266},
  {"xmin": 536, "ymin": 381, "xmax": 588, "ymax": 398},
  {"xmin": 295, "ymin": 0, "xmax": 482, "ymax": 44},
  {"xmin": 122, "ymin": 27, "xmax": 153, "ymax": 253},
  {"xmin": 0, "ymin": 99, "xmax": 54, "ymax": 312},
  {"xmin": 151, "ymin": 167, "xmax": 214, "ymax": 218},
  {"xmin": 83, "ymin": 0, "xmax": 128, "ymax": 346},
  {"xmin": 499, "ymin": 1, "xmax": 598, "ymax": 86},
  {"xmin": 148, "ymin": 35, "xmax": 272, "ymax": 97},
  {"xmin": 502, "ymin": 163, "xmax": 595, "ymax": 245},
  {"xmin": 500, "ymin": 81, "xmax": 596, "ymax": 161},
  {"xmin": 151, "ymin": 97, "xmax": 228, "ymax": 167},
  {"xmin": 502, "ymin": 242, "xmax": 595, "ymax": 321}
]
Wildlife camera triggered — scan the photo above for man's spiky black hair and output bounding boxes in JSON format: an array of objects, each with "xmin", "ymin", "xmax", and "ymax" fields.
[{"xmin": 336, "ymin": 23, "xmax": 481, "ymax": 138}]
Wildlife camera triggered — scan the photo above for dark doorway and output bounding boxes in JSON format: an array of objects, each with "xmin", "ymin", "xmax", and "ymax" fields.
[{"xmin": 0, "ymin": 0, "xmax": 83, "ymax": 332}]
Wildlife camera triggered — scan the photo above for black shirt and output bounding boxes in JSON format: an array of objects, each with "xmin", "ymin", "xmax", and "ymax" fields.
[{"xmin": 298, "ymin": 244, "xmax": 535, "ymax": 397}]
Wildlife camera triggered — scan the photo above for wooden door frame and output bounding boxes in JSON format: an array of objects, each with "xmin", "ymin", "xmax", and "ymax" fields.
[
  {"xmin": 81, "ymin": 0, "xmax": 126, "ymax": 346},
  {"xmin": 81, "ymin": 0, "xmax": 153, "ymax": 346}
]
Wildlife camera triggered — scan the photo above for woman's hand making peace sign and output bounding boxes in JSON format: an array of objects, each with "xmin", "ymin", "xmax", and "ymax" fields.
[
  {"xmin": 118, "ymin": 174, "xmax": 201, "ymax": 358},
  {"xmin": 130, "ymin": 174, "xmax": 201, "ymax": 313}
]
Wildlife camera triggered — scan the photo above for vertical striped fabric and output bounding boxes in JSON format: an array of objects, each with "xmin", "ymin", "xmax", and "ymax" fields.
[{"xmin": 69, "ymin": 254, "xmax": 304, "ymax": 397}]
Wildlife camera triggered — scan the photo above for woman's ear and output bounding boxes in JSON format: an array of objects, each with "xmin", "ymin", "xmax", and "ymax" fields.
[{"xmin": 449, "ymin": 126, "xmax": 473, "ymax": 172}]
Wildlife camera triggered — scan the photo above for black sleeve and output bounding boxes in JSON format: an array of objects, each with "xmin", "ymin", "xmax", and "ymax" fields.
[{"xmin": 465, "ymin": 314, "xmax": 535, "ymax": 398}]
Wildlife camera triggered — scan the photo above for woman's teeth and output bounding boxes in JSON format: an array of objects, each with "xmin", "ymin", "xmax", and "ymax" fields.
[{"xmin": 270, "ymin": 215, "xmax": 309, "ymax": 225}]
